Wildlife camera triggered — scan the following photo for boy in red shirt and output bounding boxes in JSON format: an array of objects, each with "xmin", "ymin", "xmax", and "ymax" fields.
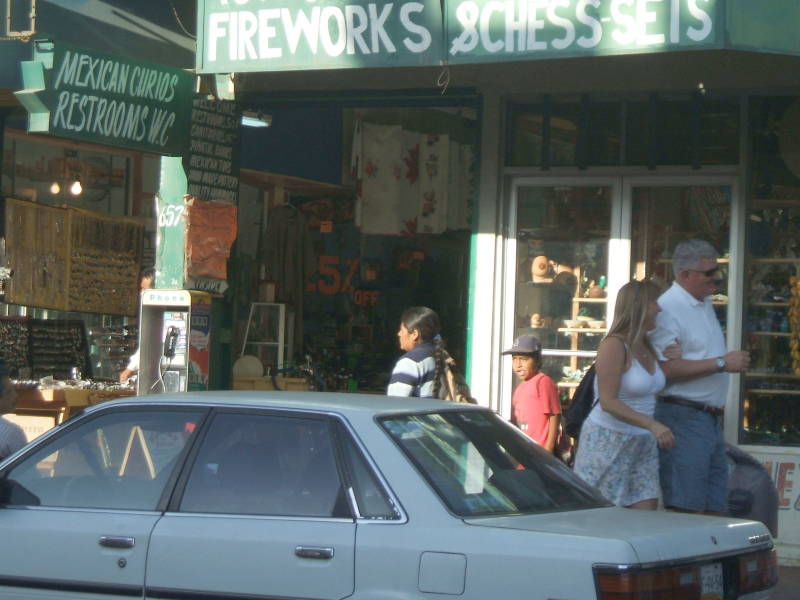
[{"xmin": 502, "ymin": 335, "xmax": 561, "ymax": 452}]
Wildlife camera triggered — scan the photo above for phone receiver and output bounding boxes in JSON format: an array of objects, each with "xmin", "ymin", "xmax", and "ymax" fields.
[{"xmin": 163, "ymin": 326, "xmax": 179, "ymax": 358}]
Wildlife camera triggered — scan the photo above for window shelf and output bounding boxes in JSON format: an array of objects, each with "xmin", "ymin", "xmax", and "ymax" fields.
[
  {"xmin": 748, "ymin": 331, "xmax": 791, "ymax": 337},
  {"xmin": 657, "ymin": 257, "xmax": 731, "ymax": 264},
  {"xmin": 750, "ymin": 258, "xmax": 800, "ymax": 264},
  {"xmin": 750, "ymin": 301, "xmax": 789, "ymax": 307},
  {"xmin": 557, "ymin": 381, "xmax": 580, "ymax": 389},
  {"xmin": 745, "ymin": 389, "xmax": 800, "ymax": 396},
  {"xmin": 746, "ymin": 372, "xmax": 800, "ymax": 379}
]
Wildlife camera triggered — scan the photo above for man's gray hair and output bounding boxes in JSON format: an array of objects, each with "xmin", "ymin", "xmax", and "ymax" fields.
[{"xmin": 672, "ymin": 239, "xmax": 719, "ymax": 277}]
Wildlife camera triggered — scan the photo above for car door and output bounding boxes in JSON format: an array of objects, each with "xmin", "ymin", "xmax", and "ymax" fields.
[
  {"xmin": 145, "ymin": 410, "xmax": 356, "ymax": 600},
  {"xmin": 0, "ymin": 406, "xmax": 204, "ymax": 600}
]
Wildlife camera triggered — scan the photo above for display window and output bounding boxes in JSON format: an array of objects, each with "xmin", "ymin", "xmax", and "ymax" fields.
[
  {"xmin": 237, "ymin": 104, "xmax": 479, "ymax": 392},
  {"xmin": 1, "ymin": 131, "xmax": 153, "ymax": 384},
  {"xmin": 743, "ymin": 95, "xmax": 800, "ymax": 447},
  {"xmin": 506, "ymin": 94, "xmax": 740, "ymax": 169},
  {"xmin": 629, "ymin": 184, "xmax": 732, "ymax": 329},
  {"xmin": 505, "ymin": 177, "xmax": 736, "ymax": 414},
  {"xmin": 1, "ymin": 129, "xmax": 131, "ymax": 214}
]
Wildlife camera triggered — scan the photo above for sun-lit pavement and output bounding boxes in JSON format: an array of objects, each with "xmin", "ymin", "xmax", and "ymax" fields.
[{"xmin": 772, "ymin": 566, "xmax": 800, "ymax": 599}]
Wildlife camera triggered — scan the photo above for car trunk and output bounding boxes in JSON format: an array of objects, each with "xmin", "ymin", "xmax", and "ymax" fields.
[{"xmin": 464, "ymin": 506, "xmax": 771, "ymax": 564}]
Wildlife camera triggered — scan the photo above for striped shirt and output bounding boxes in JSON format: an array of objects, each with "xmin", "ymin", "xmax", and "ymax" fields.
[
  {"xmin": 0, "ymin": 416, "xmax": 27, "ymax": 462},
  {"xmin": 387, "ymin": 342, "xmax": 437, "ymax": 398}
]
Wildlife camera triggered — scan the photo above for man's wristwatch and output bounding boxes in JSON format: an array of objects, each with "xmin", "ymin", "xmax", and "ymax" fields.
[{"xmin": 715, "ymin": 357, "xmax": 726, "ymax": 372}]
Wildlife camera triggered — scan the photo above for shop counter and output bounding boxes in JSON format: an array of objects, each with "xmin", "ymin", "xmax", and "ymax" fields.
[{"xmin": 8, "ymin": 387, "xmax": 136, "ymax": 443}]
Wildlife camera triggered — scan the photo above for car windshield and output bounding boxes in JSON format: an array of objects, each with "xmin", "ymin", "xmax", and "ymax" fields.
[{"xmin": 381, "ymin": 410, "xmax": 608, "ymax": 517}]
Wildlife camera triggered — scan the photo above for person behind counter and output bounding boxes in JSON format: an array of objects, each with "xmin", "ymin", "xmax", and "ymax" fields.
[
  {"xmin": 0, "ymin": 360, "xmax": 27, "ymax": 461},
  {"xmin": 119, "ymin": 267, "xmax": 156, "ymax": 384}
]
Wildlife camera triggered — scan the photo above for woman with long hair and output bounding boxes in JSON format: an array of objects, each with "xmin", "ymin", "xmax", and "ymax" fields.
[
  {"xmin": 387, "ymin": 306, "xmax": 448, "ymax": 398},
  {"xmin": 573, "ymin": 280, "xmax": 676, "ymax": 509}
]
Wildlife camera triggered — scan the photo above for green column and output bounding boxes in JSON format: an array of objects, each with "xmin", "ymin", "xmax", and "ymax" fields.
[{"xmin": 156, "ymin": 156, "xmax": 188, "ymax": 289}]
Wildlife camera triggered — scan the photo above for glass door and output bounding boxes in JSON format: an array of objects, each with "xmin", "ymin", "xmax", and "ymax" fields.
[
  {"xmin": 503, "ymin": 176, "xmax": 739, "ymax": 425},
  {"xmin": 503, "ymin": 179, "xmax": 623, "ymax": 415},
  {"xmin": 627, "ymin": 181, "xmax": 735, "ymax": 328}
]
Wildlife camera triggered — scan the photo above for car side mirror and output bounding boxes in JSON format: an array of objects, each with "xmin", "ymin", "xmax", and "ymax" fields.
[{"xmin": 0, "ymin": 477, "xmax": 40, "ymax": 506}]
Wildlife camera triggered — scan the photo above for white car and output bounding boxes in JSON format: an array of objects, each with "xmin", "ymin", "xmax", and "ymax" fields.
[{"xmin": 0, "ymin": 392, "xmax": 777, "ymax": 599}]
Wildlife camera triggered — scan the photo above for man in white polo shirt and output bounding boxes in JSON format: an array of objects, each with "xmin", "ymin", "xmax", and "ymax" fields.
[{"xmin": 649, "ymin": 239, "xmax": 750, "ymax": 514}]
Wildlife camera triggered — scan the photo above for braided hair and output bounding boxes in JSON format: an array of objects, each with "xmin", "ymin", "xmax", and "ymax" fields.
[{"xmin": 400, "ymin": 306, "xmax": 448, "ymax": 399}]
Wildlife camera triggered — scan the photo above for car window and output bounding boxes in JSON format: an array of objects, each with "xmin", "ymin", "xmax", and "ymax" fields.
[
  {"xmin": 180, "ymin": 412, "xmax": 351, "ymax": 518},
  {"xmin": 381, "ymin": 410, "xmax": 608, "ymax": 517},
  {"xmin": 337, "ymin": 426, "xmax": 401, "ymax": 520},
  {"xmin": 3, "ymin": 409, "xmax": 203, "ymax": 510}
]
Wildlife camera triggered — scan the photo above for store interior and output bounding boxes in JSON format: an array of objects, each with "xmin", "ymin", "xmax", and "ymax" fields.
[
  {"xmin": 1, "ymin": 101, "xmax": 478, "ymax": 402},
  {"xmin": 3, "ymin": 94, "xmax": 800, "ymax": 447}
]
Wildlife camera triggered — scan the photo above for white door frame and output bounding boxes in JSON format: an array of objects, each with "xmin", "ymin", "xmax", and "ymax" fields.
[{"xmin": 499, "ymin": 174, "xmax": 743, "ymax": 436}]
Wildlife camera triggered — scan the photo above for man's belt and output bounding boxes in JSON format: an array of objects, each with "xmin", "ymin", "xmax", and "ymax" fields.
[{"xmin": 660, "ymin": 395, "xmax": 724, "ymax": 416}]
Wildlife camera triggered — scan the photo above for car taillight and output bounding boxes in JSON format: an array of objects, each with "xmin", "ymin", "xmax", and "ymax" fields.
[
  {"xmin": 738, "ymin": 548, "xmax": 778, "ymax": 595},
  {"xmin": 595, "ymin": 565, "xmax": 701, "ymax": 599},
  {"xmin": 594, "ymin": 548, "xmax": 778, "ymax": 599}
]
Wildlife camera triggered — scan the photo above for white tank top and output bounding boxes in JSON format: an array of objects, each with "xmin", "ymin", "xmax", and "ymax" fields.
[{"xmin": 587, "ymin": 358, "xmax": 666, "ymax": 435}]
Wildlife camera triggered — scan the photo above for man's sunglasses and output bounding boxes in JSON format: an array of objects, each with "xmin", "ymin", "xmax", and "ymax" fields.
[{"xmin": 687, "ymin": 267, "xmax": 720, "ymax": 278}]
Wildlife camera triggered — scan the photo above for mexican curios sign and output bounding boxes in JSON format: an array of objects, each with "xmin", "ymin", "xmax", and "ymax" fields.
[
  {"xmin": 16, "ymin": 41, "xmax": 193, "ymax": 155},
  {"xmin": 197, "ymin": 0, "xmax": 719, "ymax": 73}
]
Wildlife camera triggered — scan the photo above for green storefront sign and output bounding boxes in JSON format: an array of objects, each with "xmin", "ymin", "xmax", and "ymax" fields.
[
  {"xmin": 196, "ymin": 0, "xmax": 444, "ymax": 72},
  {"xmin": 16, "ymin": 41, "xmax": 194, "ymax": 155},
  {"xmin": 196, "ymin": 0, "xmax": 722, "ymax": 73},
  {"xmin": 197, "ymin": 0, "xmax": 800, "ymax": 73},
  {"xmin": 445, "ymin": 0, "xmax": 717, "ymax": 62}
]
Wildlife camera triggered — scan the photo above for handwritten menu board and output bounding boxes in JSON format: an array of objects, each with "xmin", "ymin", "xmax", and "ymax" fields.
[{"xmin": 184, "ymin": 97, "xmax": 241, "ymax": 205}]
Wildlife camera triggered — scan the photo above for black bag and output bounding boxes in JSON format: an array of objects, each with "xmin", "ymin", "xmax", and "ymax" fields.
[{"xmin": 563, "ymin": 364, "xmax": 598, "ymax": 439}]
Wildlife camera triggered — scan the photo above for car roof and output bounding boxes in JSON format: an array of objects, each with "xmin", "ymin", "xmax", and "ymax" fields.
[{"xmin": 92, "ymin": 391, "xmax": 487, "ymax": 418}]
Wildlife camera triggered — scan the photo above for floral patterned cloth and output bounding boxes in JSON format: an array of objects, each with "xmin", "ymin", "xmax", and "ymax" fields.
[
  {"xmin": 573, "ymin": 419, "xmax": 659, "ymax": 507},
  {"xmin": 351, "ymin": 120, "xmax": 473, "ymax": 235}
]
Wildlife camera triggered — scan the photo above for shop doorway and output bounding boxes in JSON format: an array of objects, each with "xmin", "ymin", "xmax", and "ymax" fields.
[{"xmin": 501, "ymin": 175, "xmax": 740, "ymax": 419}]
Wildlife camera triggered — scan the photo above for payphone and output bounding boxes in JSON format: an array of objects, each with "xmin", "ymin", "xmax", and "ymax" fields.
[{"xmin": 138, "ymin": 289, "xmax": 212, "ymax": 395}]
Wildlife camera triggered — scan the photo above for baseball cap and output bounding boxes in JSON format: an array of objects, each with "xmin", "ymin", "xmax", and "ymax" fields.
[{"xmin": 502, "ymin": 335, "xmax": 542, "ymax": 355}]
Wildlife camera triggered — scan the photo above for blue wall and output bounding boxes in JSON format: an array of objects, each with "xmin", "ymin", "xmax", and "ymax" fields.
[{"xmin": 239, "ymin": 108, "xmax": 343, "ymax": 185}]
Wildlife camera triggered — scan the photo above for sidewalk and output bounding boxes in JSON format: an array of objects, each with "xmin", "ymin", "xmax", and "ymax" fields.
[{"xmin": 771, "ymin": 566, "xmax": 800, "ymax": 599}]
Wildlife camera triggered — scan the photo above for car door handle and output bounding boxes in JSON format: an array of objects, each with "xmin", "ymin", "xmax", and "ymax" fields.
[
  {"xmin": 295, "ymin": 545, "xmax": 334, "ymax": 560},
  {"xmin": 99, "ymin": 536, "xmax": 135, "ymax": 549}
]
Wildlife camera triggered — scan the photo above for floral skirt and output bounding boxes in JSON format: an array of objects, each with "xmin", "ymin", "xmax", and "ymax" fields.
[{"xmin": 573, "ymin": 419, "xmax": 660, "ymax": 507}]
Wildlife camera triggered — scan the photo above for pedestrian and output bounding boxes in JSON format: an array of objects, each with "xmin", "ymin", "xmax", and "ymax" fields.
[
  {"xmin": 501, "ymin": 335, "xmax": 561, "ymax": 452},
  {"xmin": 387, "ymin": 306, "xmax": 447, "ymax": 398},
  {"xmin": 649, "ymin": 239, "xmax": 750, "ymax": 514},
  {"xmin": 573, "ymin": 280, "xmax": 676, "ymax": 509},
  {"xmin": 0, "ymin": 360, "xmax": 27, "ymax": 462},
  {"xmin": 119, "ymin": 267, "xmax": 156, "ymax": 384}
]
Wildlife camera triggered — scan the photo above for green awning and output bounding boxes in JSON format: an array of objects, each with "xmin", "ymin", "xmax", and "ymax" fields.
[{"xmin": 195, "ymin": 0, "xmax": 800, "ymax": 74}]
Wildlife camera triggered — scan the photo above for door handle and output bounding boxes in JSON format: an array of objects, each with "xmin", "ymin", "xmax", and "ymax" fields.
[
  {"xmin": 295, "ymin": 545, "xmax": 334, "ymax": 560},
  {"xmin": 99, "ymin": 535, "xmax": 135, "ymax": 549}
]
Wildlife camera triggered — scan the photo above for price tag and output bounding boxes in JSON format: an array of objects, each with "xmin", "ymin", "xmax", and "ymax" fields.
[{"xmin": 700, "ymin": 562, "xmax": 723, "ymax": 600}]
